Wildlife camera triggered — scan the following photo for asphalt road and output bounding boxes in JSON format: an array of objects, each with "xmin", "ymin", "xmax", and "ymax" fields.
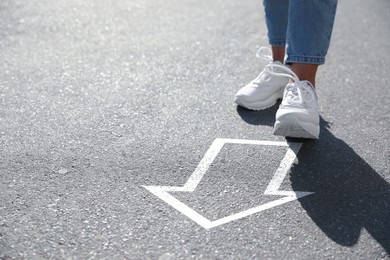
[{"xmin": 1, "ymin": 0, "xmax": 389, "ymax": 259}]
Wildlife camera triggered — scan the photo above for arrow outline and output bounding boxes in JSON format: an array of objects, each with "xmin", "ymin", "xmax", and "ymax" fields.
[{"xmin": 144, "ymin": 138, "xmax": 314, "ymax": 229}]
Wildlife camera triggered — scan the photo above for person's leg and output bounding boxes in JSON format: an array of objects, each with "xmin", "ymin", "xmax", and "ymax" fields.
[
  {"xmin": 290, "ymin": 63, "xmax": 318, "ymax": 86},
  {"xmin": 273, "ymin": 0, "xmax": 338, "ymax": 138},
  {"xmin": 272, "ymin": 46, "xmax": 286, "ymax": 64},
  {"xmin": 286, "ymin": 0, "xmax": 338, "ymax": 86},
  {"xmin": 234, "ymin": 0, "xmax": 290, "ymax": 110},
  {"xmin": 263, "ymin": 0, "xmax": 289, "ymax": 62}
]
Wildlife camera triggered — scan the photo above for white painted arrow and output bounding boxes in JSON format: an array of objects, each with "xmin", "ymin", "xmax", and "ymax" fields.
[{"xmin": 143, "ymin": 138, "xmax": 314, "ymax": 229}]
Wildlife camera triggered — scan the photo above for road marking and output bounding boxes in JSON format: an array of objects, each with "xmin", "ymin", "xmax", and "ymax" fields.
[{"xmin": 144, "ymin": 138, "xmax": 314, "ymax": 229}]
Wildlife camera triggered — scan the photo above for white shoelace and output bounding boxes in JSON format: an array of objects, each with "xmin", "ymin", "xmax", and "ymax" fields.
[
  {"xmin": 256, "ymin": 46, "xmax": 273, "ymax": 62},
  {"xmin": 265, "ymin": 63, "xmax": 316, "ymax": 105},
  {"xmin": 252, "ymin": 46, "xmax": 277, "ymax": 85}
]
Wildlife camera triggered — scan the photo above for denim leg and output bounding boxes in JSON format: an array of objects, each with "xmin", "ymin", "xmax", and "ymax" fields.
[
  {"xmin": 286, "ymin": 0, "xmax": 338, "ymax": 65},
  {"xmin": 263, "ymin": 0, "xmax": 289, "ymax": 47}
]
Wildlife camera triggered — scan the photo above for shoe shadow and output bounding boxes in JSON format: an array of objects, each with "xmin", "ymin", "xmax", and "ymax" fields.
[
  {"xmin": 290, "ymin": 118, "xmax": 390, "ymax": 253},
  {"xmin": 236, "ymin": 101, "xmax": 281, "ymax": 127}
]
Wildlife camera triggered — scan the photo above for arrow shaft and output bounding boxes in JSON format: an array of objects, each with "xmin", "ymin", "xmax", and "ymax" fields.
[
  {"xmin": 183, "ymin": 139, "xmax": 225, "ymax": 191},
  {"xmin": 184, "ymin": 139, "xmax": 288, "ymax": 191},
  {"xmin": 264, "ymin": 142, "xmax": 302, "ymax": 195}
]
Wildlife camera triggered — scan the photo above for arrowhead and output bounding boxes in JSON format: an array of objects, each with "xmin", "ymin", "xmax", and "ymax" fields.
[{"xmin": 144, "ymin": 139, "xmax": 314, "ymax": 229}]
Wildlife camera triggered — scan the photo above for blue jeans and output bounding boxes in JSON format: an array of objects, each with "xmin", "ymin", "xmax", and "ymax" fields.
[{"xmin": 263, "ymin": 0, "xmax": 338, "ymax": 65}]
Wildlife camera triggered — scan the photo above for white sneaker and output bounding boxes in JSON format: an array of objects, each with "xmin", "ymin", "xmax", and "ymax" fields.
[
  {"xmin": 267, "ymin": 64, "xmax": 320, "ymax": 139},
  {"xmin": 234, "ymin": 47, "xmax": 289, "ymax": 110}
]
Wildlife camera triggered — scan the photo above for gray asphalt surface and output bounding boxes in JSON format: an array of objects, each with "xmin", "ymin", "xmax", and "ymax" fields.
[{"xmin": 1, "ymin": 0, "xmax": 389, "ymax": 259}]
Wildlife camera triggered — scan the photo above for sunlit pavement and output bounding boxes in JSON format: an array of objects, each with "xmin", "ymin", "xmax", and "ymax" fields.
[{"xmin": 1, "ymin": 0, "xmax": 389, "ymax": 259}]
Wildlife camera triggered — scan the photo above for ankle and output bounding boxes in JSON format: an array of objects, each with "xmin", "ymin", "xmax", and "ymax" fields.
[
  {"xmin": 271, "ymin": 46, "xmax": 285, "ymax": 64},
  {"xmin": 290, "ymin": 63, "xmax": 318, "ymax": 86}
]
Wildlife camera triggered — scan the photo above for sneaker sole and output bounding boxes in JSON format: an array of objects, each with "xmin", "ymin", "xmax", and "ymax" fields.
[
  {"xmin": 273, "ymin": 117, "xmax": 319, "ymax": 139},
  {"xmin": 235, "ymin": 91, "xmax": 283, "ymax": 111}
]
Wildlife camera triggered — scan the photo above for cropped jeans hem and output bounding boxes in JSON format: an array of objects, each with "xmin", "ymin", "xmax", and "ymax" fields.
[
  {"xmin": 269, "ymin": 39, "xmax": 286, "ymax": 47},
  {"xmin": 285, "ymin": 55, "xmax": 325, "ymax": 65}
]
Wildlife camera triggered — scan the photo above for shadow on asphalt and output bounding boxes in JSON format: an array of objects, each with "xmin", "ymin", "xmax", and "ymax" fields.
[
  {"xmin": 237, "ymin": 107, "xmax": 390, "ymax": 253},
  {"xmin": 291, "ymin": 119, "xmax": 390, "ymax": 254},
  {"xmin": 236, "ymin": 101, "xmax": 281, "ymax": 127}
]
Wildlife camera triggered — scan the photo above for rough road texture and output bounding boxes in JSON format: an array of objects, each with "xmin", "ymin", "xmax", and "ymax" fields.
[{"xmin": 1, "ymin": 0, "xmax": 389, "ymax": 259}]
